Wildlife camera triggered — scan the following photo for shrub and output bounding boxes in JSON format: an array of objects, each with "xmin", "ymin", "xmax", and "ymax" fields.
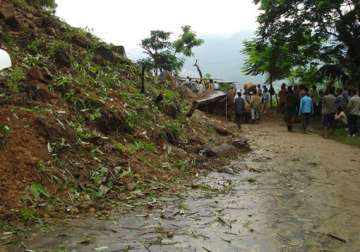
[
  {"xmin": 7, "ymin": 66, "xmax": 25, "ymax": 93},
  {"xmin": 27, "ymin": 0, "xmax": 57, "ymax": 9}
]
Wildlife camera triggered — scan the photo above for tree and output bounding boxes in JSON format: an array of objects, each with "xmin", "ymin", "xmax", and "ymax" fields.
[
  {"xmin": 193, "ymin": 59, "xmax": 203, "ymax": 81},
  {"xmin": 137, "ymin": 58, "xmax": 153, "ymax": 94},
  {"xmin": 173, "ymin": 25, "xmax": 204, "ymax": 57},
  {"xmin": 254, "ymin": 0, "xmax": 360, "ymax": 90},
  {"xmin": 141, "ymin": 26, "xmax": 203, "ymax": 75},
  {"xmin": 288, "ymin": 64, "xmax": 322, "ymax": 87},
  {"xmin": 242, "ymin": 39, "xmax": 292, "ymax": 105}
]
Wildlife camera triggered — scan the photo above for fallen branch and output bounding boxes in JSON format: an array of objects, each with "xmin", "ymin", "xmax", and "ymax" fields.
[
  {"xmin": 143, "ymin": 244, "xmax": 152, "ymax": 252},
  {"xmin": 202, "ymin": 246, "xmax": 212, "ymax": 252},
  {"xmin": 217, "ymin": 217, "xmax": 232, "ymax": 228},
  {"xmin": 327, "ymin": 233, "xmax": 347, "ymax": 243}
]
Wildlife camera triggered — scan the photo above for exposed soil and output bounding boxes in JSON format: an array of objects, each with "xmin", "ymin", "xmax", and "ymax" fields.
[
  {"xmin": 0, "ymin": 108, "xmax": 50, "ymax": 214},
  {"xmin": 3, "ymin": 116, "xmax": 360, "ymax": 251}
]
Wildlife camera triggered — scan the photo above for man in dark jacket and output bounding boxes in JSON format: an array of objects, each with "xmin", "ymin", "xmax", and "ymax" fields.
[
  {"xmin": 234, "ymin": 92, "xmax": 245, "ymax": 129},
  {"xmin": 285, "ymin": 86, "xmax": 298, "ymax": 131}
]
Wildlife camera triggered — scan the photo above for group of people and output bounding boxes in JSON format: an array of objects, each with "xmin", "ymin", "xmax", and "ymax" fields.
[
  {"xmin": 282, "ymin": 84, "xmax": 360, "ymax": 137},
  {"xmin": 234, "ymin": 82, "xmax": 360, "ymax": 136},
  {"xmin": 234, "ymin": 85, "xmax": 271, "ymax": 128}
]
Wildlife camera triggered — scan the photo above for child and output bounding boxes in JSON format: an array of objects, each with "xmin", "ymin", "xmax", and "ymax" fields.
[{"xmin": 334, "ymin": 107, "xmax": 348, "ymax": 128}]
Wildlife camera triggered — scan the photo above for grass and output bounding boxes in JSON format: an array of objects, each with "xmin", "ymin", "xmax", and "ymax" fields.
[{"xmin": 331, "ymin": 128, "xmax": 360, "ymax": 148}]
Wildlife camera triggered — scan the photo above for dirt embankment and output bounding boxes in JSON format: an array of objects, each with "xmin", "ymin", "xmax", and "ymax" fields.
[
  {"xmin": 8, "ymin": 117, "xmax": 360, "ymax": 251},
  {"xmin": 0, "ymin": 0, "xmax": 249, "ymax": 221}
]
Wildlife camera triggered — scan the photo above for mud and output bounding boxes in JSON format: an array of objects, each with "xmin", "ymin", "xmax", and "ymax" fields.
[{"xmin": 3, "ymin": 120, "xmax": 360, "ymax": 251}]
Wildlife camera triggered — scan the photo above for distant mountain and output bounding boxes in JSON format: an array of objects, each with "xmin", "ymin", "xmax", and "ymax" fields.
[
  {"xmin": 182, "ymin": 31, "xmax": 265, "ymax": 84},
  {"xmin": 127, "ymin": 31, "xmax": 265, "ymax": 85}
]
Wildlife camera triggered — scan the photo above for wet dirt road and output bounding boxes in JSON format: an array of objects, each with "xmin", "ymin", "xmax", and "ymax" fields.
[{"xmin": 5, "ymin": 120, "xmax": 360, "ymax": 251}]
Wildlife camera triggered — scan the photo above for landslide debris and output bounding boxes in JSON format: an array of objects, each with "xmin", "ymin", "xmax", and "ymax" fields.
[{"xmin": 0, "ymin": 0, "xmax": 246, "ymax": 223}]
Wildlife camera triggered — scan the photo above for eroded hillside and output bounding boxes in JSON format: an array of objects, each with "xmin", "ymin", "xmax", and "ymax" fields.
[{"xmin": 0, "ymin": 0, "xmax": 246, "ymax": 223}]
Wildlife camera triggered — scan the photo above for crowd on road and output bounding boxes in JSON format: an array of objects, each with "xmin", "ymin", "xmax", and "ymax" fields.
[
  {"xmin": 234, "ymin": 84, "xmax": 271, "ymax": 128},
  {"xmin": 234, "ymin": 83, "xmax": 360, "ymax": 138}
]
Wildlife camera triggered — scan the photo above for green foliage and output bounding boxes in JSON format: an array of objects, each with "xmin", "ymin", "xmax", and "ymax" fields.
[
  {"xmin": 19, "ymin": 208, "xmax": 37, "ymax": 222},
  {"xmin": 7, "ymin": 66, "xmax": 25, "ymax": 93},
  {"xmin": 90, "ymin": 166, "xmax": 109, "ymax": 186},
  {"xmin": 288, "ymin": 65, "xmax": 322, "ymax": 86},
  {"xmin": 254, "ymin": 0, "xmax": 360, "ymax": 89},
  {"xmin": 174, "ymin": 25, "xmax": 204, "ymax": 56},
  {"xmin": 12, "ymin": 0, "xmax": 28, "ymax": 7},
  {"xmin": 218, "ymin": 83, "xmax": 232, "ymax": 92},
  {"xmin": 48, "ymin": 139, "xmax": 70, "ymax": 156},
  {"xmin": 26, "ymin": 0, "xmax": 57, "ymax": 9},
  {"xmin": 175, "ymin": 160, "xmax": 190, "ymax": 172},
  {"xmin": 131, "ymin": 141, "xmax": 156, "ymax": 153},
  {"xmin": 23, "ymin": 54, "xmax": 48, "ymax": 67},
  {"xmin": 30, "ymin": 182, "xmax": 49, "ymax": 201},
  {"xmin": 162, "ymin": 89, "xmax": 176, "ymax": 102},
  {"xmin": 0, "ymin": 124, "xmax": 11, "ymax": 146},
  {"xmin": 242, "ymin": 39, "xmax": 292, "ymax": 85},
  {"xmin": 165, "ymin": 121, "xmax": 183, "ymax": 139},
  {"xmin": 36, "ymin": 160, "xmax": 47, "ymax": 173},
  {"xmin": 13, "ymin": 0, "xmax": 57, "ymax": 11},
  {"xmin": 141, "ymin": 26, "xmax": 203, "ymax": 74},
  {"xmin": 48, "ymin": 40, "xmax": 71, "ymax": 59},
  {"xmin": 54, "ymin": 74, "xmax": 73, "ymax": 89},
  {"xmin": 332, "ymin": 129, "xmax": 360, "ymax": 148},
  {"xmin": 113, "ymin": 141, "xmax": 156, "ymax": 155},
  {"xmin": 87, "ymin": 166, "xmax": 113, "ymax": 199},
  {"xmin": 64, "ymin": 27, "xmax": 98, "ymax": 50},
  {"xmin": 125, "ymin": 111, "xmax": 143, "ymax": 130},
  {"xmin": 27, "ymin": 38, "xmax": 46, "ymax": 55},
  {"xmin": 63, "ymin": 90, "xmax": 100, "ymax": 111}
]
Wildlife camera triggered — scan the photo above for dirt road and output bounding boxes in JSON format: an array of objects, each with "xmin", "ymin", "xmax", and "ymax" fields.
[{"xmin": 5, "ymin": 119, "xmax": 360, "ymax": 251}]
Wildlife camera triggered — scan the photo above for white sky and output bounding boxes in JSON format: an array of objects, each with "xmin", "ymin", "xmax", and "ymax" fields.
[{"xmin": 55, "ymin": 0, "xmax": 259, "ymax": 50}]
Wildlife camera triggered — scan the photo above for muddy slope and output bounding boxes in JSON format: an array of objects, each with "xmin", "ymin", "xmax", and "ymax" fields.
[{"xmin": 0, "ymin": 0, "xmax": 247, "ymax": 221}]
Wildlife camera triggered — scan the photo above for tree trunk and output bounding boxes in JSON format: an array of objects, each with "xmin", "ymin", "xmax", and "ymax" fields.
[
  {"xmin": 141, "ymin": 64, "xmax": 146, "ymax": 94},
  {"xmin": 269, "ymin": 75, "xmax": 274, "ymax": 108},
  {"xmin": 193, "ymin": 59, "xmax": 203, "ymax": 82}
]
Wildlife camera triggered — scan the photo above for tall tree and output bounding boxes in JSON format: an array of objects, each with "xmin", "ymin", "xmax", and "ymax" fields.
[
  {"xmin": 173, "ymin": 25, "xmax": 204, "ymax": 57},
  {"xmin": 141, "ymin": 26, "xmax": 203, "ymax": 75},
  {"xmin": 254, "ymin": 0, "xmax": 360, "ymax": 90},
  {"xmin": 242, "ymin": 39, "xmax": 292, "ymax": 104}
]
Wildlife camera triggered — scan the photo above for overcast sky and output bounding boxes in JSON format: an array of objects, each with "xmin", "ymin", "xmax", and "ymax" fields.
[{"xmin": 55, "ymin": 0, "xmax": 259, "ymax": 50}]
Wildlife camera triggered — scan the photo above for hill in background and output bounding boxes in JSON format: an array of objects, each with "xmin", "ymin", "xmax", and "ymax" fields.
[{"xmin": 128, "ymin": 31, "xmax": 265, "ymax": 85}]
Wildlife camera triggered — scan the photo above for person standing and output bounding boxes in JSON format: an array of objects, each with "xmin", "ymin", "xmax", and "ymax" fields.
[
  {"xmin": 234, "ymin": 92, "xmax": 245, "ymax": 129},
  {"xmin": 321, "ymin": 87, "xmax": 337, "ymax": 138},
  {"xmin": 299, "ymin": 88, "xmax": 314, "ymax": 133},
  {"xmin": 262, "ymin": 85, "xmax": 270, "ymax": 114},
  {"xmin": 347, "ymin": 90, "xmax": 360, "ymax": 136},
  {"xmin": 279, "ymin": 83, "xmax": 287, "ymax": 114},
  {"xmin": 335, "ymin": 88, "xmax": 345, "ymax": 110},
  {"xmin": 310, "ymin": 85, "xmax": 320, "ymax": 116},
  {"xmin": 257, "ymin": 84, "xmax": 263, "ymax": 96},
  {"xmin": 285, "ymin": 86, "xmax": 298, "ymax": 131},
  {"xmin": 250, "ymin": 91, "xmax": 261, "ymax": 123}
]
